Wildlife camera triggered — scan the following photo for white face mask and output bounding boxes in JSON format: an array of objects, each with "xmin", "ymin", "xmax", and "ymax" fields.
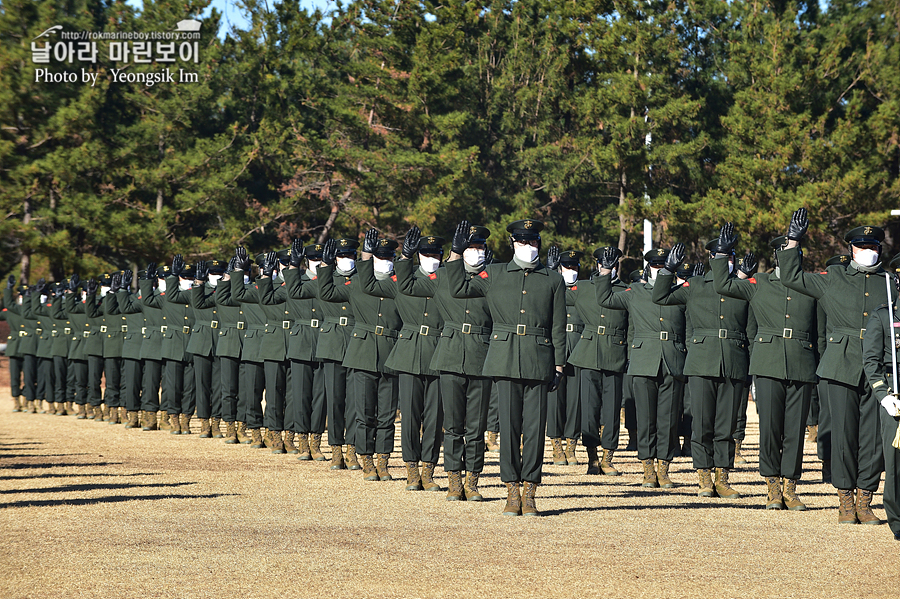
[
  {"xmin": 609, "ymin": 268, "xmax": 617, "ymax": 281},
  {"xmin": 208, "ymin": 274, "xmax": 221, "ymax": 287},
  {"xmin": 373, "ymin": 257, "xmax": 394, "ymax": 274},
  {"xmin": 100, "ymin": 286, "xmax": 110, "ymax": 297},
  {"xmin": 307, "ymin": 260, "xmax": 320, "ymax": 277},
  {"xmin": 514, "ymin": 243, "xmax": 539, "ymax": 263},
  {"xmin": 40, "ymin": 294, "xmax": 48, "ymax": 303},
  {"xmin": 561, "ymin": 267, "xmax": 578, "ymax": 285},
  {"xmin": 419, "ymin": 255, "xmax": 441, "ymax": 274},
  {"xmin": 727, "ymin": 261, "xmax": 734, "ymax": 274},
  {"xmin": 855, "ymin": 248, "xmax": 879, "ymax": 267},
  {"xmin": 157, "ymin": 279, "xmax": 167, "ymax": 292},
  {"xmin": 648, "ymin": 267, "xmax": 659, "ymax": 282},
  {"xmin": 243, "ymin": 275, "xmax": 250, "ymax": 284},
  {"xmin": 17, "ymin": 296, "xmax": 23, "ymax": 305},
  {"xmin": 337, "ymin": 257, "xmax": 355, "ymax": 272},
  {"xmin": 179, "ymin": 279, "xmax": 192, "ymax": 291},
  {"xmin": 463, "ymin": 248, "xmax": 485, "ymax": 267}
]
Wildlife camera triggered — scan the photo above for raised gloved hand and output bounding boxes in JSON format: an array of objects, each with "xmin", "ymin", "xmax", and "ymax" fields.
[
  {"xmin": 235, "ymin": 247, "xmax": 251, "ymax": 272},
  {"xmin": 739, "ymin": 252, "xmax": 758, "ymax": 277},
  {"xmin": 194, "ymin": 262, "xmax": 208, "ymax": 282},
  {"xmin": 143, "ymin": 263, "xmax": 157, "ymax": 280},
  {"xmin": 85, "ymin": 278, "xmax": 98, "ymax": 296},
  {"xmin": 110, "ymin": 274, "xmax": 121, "ymax": 293},
  {"xmin": 665, "ymin": 243, "xmax": 686, "ymax": 273},
  {"xmin": 692, "ymin": 263, "xmax": 705, "ymax": 278},
  {"xmin": 714, "ymin": 222, "xmax": 737, "ymax": 255},
  {"xmin": 787, "ymin": 207, "xmax": 808, "ymax": 241},
  {"xmin": 451, "ymin": 220, "xmax": 471, "ymax": 255},
  {"xmin": 262, "ymin": 250, "xmax": 279, "ymax": 277},
  {"xmin": 6, "ymin": 275, "xmax": 14, "ymax": 289},
  {"xmin": 67, "ymin": 274, "xmax": 80, "ymax": 292},
  {"xmin": 549, "ymin": 370, "xmax": 563, "ymax": 392},
  {"xmin": 122, "ymin": 270, "xmax": 133, "ymax": 287},
  {"xmin": 290, "ymin": 238, "xmax": 305, "ymax": 268},
  {"xmin": 484, "ymin": 248, "xmax": 494, "ymax": 265},
  {"xmin": 600, "ymin": 247, "xmax": 620, "ymax": 270},
  {"xmin": 362, "ymin": 228, "xmax": 380, "ymax": 254},
  {"xmin": 321, "ymin": 238, "xmax": 337, "ymax": 266},
  {"xmin": 171, "ymin": 254, "xmax": 185, "ymax": 277},
  {"xmin": 226, "ymin": 257, "xmax": 237, "ymax": 274},
  {"xmin": 546, "ymin": 246, "xmax": 561, "ymax": 271},
  {"xmin": 402, "ymin": 225, "xmax": 421, "ymax": 259},
  {"xmin": 36, "ymin": 278, "xmax": 47, "ymax": 295},
  {"xmin": 881, "ymin": 394, "xmax": 900, "ymax": 417}
]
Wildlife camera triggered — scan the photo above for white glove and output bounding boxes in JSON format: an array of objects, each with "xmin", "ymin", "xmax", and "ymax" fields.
[{"xmin": 881, "ymin": 394, "xmax": 900, "ymax": 417}]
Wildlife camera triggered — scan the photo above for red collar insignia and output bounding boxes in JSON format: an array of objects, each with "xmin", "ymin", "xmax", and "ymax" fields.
[
  {"xmin": 428, "ymin": 273, "xmax": 437, "ymax": 280},
  {"xmin": 479, "ymin": 271, "xmax": 489, "ymax": 279}
]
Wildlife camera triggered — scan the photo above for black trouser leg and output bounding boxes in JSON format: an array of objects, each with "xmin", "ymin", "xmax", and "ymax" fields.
[
  {"xmin": 755, "ymin": 377, "xmax": 811, "ymax": 480},
  {"xmin": 353, "ymin": 369, "xmax": 377, "ymax": 455},
  {"xmin": 690, "ymin": 376, "xmax": 743, "ymax": 470},
  {"xmin": 263, "ymin": 360, "xmax": 286, "ymax": 431},
  {"xmin": 38, "ymin": 357, "xmax": 54, "ymax": 401},
  {"xmin": 827, "ymin": 378, "xmax": 884, "ymax": 492},
  {"xmin": 71, "ymin": 359, "xmax": 88, "ymax": 405},
  {"xmin": 219, "ymin": 356, "xmax": 239, "ymax": 422},
  {"xmin": 580, "ymin": 369, "xmax": 602, "ymax": 449},
  {"xmin": 808, "ymin": 384, "xmax": 820, "ymax": 426},
  {"xmin": 403, "ymin": 374, "xmax": 442, "ymax": 464},
  {"xmin": 817, "ymin": 378, "xmax": 832, "ymax": 462},
  {"xmin": 441, "ymin": 372, "xmax": 490, "ymax": 473},
  {"xmin": 140, "ymin": 358, "xmax": 163, "ymax": 412},
  {"xmin": 65, "ymin": 358, "xmax": 77, "ymax": 404},
  {"xmin": 290, "ymin": 359, "xmax": 313, "ymax": 433},
  {"xmin": 87, "ymin": 355, "xmax": 103, "ymax": 406},
  {"xmin": 163, "ymin": 360, "xmax": 184, "ymax": 415},
  {"xmin": 103, "ymin": 357, "xmax": 121, "ymax": 408},
  {"xmin": 734, "ymin": 380, "xmax": 750, "ymax": 441},
  {"xmin": 486, "ymin": 381, "xmax": 499, "ymax": 433},
  {"xmin": 311, "ymin": 362, "xmax": 327, "ymax": 434},
  {"xmin": 193, "ymin": 354, "xmax": 214, "ymax": 420},
  {"xmin": 634, "ymin": 370, "xmax": 683, "ymax": 462},
  {"xmin": 239, "ymin": 361, "xmax": 264, "ymax": 428},
  {"xmin": 181, "ymin": 355, "xmax": 195, "ymax": 416},
  {"xmin": 881, "ymin": 410, "xmax": 900, "ymax": 537},
  {"xmin": 546, "ymin": 370, "xmax": 567, "ymax": 439},
  {"xmin": 564, "ymin": 367, "xmax": 582, "ymax": 440},
  {"xmin": 53, "ymin": 356, "xmax": 68, "ymax": 404},
  {"xmin": 496, "ymin": 377, "xmax": 548, "ymax": 484},
  {"xmin": 122, "ymin": 358, "xmax": 143, "ymax": 412},
  {"xmin": 211, "ymin": 357, "xmax": 222, "ymax": 419},
  {"xmin": 323, "ymin": 360, "xmax": 348, "ymax": 445},
  {"xmin": 679, "ymin": 380, "xmax": 693, "ymax": 440},
  {"xmin": 9, "ymin": 355, "xmax": 23, "ymax": 398},
  {"xmin": 622, "ymin": 374, "xmax": 637, "ymax": 435},
  {"xmin": 21, "ymin": 354, "xmax": 37, "ymax": 401},
  {"xmin": 375, "ymin": 373, "xmax": 399, "ymax": 455}
]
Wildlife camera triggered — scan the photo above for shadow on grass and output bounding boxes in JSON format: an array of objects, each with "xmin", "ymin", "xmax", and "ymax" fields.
[
  {"xmin": 0, "ymin": 453, "xmax": 93, "ymax": 459},
  {"xmin": 0, "ymin": 472, "xmax": 162, "ymax": 481},
  {"xmin": 0, "ymin": 481, "xmax": 197, "ymax": 495},
  {"xmin": 2, "ymin": 462, "xmax": 122, "ymax": 470},
  {"xmin": 0, "ymin": 492, "xmax": 239, "ymax": 509}
]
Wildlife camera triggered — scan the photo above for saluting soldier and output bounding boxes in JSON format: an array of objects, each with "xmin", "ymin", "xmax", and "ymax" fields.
[
  {"xmin": 101, "ymin": 273, "xmax": 128, "ymax": 424},
  {"xmin": 568, "ymin": 247, "xmax": 629, "ymax": 476},
  {"xmin": 135, "ymin": 264, "xmax": 167, "ymax": 430},
  {"xmin": 116, "ymin": 269, "xmax": 144, "ymax": 428},
  {"xmin": 861, "ymin": 253, "xmax": 900, "ymax": 540},
  {"xmin": 157, "ymin": 257, "xmax": 198, "ymax": 434},
  {"xmin": 188, "ymin": 260, "xmax": 227, "ymax": 439},
  {"xmin": 47, "ymin": 281, "xmax": 73, "ymax": 416},
  {"xmin": 597, "ymin": 247, "xmax": 686, "ymax": 487},
  {"xmin": 209, "ymin": 258, "xmax": 245, "ymax": 444},
  {"xmin": 777, "ymin": 209, "xmax": 887, "ymax": 524},
  {"xmin": 3, "ymin": 277, "xmax": 24, "ymax": 411},
  {"xmin": 63, "ymin": 276, "xmax": 90, "ymax": 417},
  {"xmin": 675, "ymin": 262, "xmax": 702, "ymax": 457},
  {"xmin": 32, "ymin": 279, "xmax": 55, "ymax": 413},
  {"xmin": 710, "ymin": 225, "xmax": 818, "ymax": 510},
  {"xmin": 652, "ymin": 237, "xmax": 754, "ymax": 499},
  {"xmin": 318, "ymin": 233, "xmax": 402, "ymax": 481},
  {"xmin": 82, "ymin": 277, "xmax": 106, "ymax": 420},
  {"xmin": 395, "ymin": 224, "xmax": 494, "ymax": 500},
  {"xmin": 447, "ymin": 219, "xmax": 567, "ymax": 516}
]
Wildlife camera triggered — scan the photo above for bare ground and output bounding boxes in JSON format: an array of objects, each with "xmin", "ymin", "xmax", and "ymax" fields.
[{"xmin": 0, "ymin": 386, "xmax": 896, "ymax": 599}]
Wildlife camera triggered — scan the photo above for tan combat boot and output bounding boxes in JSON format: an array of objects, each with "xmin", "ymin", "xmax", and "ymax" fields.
[
  {"xmin": 564, "ymin": 438, "xmax": 578, "ymax": 466},
  {"xmin": 733, "ymin": 439, "xmax": 748, "ymax": 466},
  {"xmin": 107, "ymin": 407, "xmax": 119, "ymax": 424},
  {"xmin": 330, "ymin": 446, "xmax": 346, "ymax": 470},
  {"xmin": 346, "ymin": 445, "xmax": 361, "ymax": 470},
  {"xmin": 210, "ymin": 418, "xmax": 224, "ymax": 439},
  {"xmin": 421, "ymin": 462, "xmax": 441, "ymax": 491},
  {"xmin": 806, "ymin": 425, "xmax": 818, "ymax": 443},
  {"xmin": 405, "ymin": 462, "xmax": 423, "ymax": 491},
  {"xmin": 550, "ymin": 438, "xmax": 567, "ymax": 465},
  {"xmin": 585, "ymin": 445, "xmax": 600, "ymax": 475},
  {"xmin": 657, "ymin": 460, "xmax": 674, "ymax": 489},
  {"xmin": 65, "ymin": 402, "xmax": 73, "ymax": 415},
  {"xmin": 464, "ymin": 472, "xmax": 484, "ymax": 501},
  {"xmin": 297, "ymin": 434, "xmax": 311, "ymax": 460},
  {"xmin": 600, "ymin": 449, "xmax": 621, "ymax": 476},
  {"xmin": 522, "ymin": 481, "xmax": 539, "ymax": 516},
  {"xmin": 270, "ymin": 431, "xmax": 285, "ymax": 454},
  {"xmin": 714, "ymin": 468, "xmax": 741, "ymax": 499},
  {"xmin": 91, "ymin": 405, "xmax": 102, "ymax": 420},
  {"xmin": 283, "ymin": 432, "xmax": 298, "ymax": 454},
  {"xmin": 223, "ymin": 422, "xmax": 238, "ymax": 444},
  {"xmin": 856, "ymin": 489, "xmax": 883, "ymax": 525},
  {"xmin": 101, "ymin": 404, "xmax": 110, "ymax": 420},
  {"xmin": 26, "ymin": 400, "xmax": 36, "ymax": 414},
  {"xmin": 168, "ymin": 414, "xmax": 181, "ymax": 434},
  {"xmin": 376, "ymin": 453, "xmax": 392, "ymax": 481},
  {"xmin": 502, "ymin": 482, "xmax": 522, "ymax": 516},
  {"xmin": 765, "ymin": 476, "xmax": 784, "ymax": 510},
  {"xmin": 124, "ymin": 411, "xmax": 140, "ymax": 429},
  {"xmin": 142, "ymin": 411, "xmax": 158, "ymax": 431},
  {"xmin": 236, "ymin": 422, "xmax": 251, "ymax": 444},
  {"xmin": 118, "ymin": 407, "xmax": 127, "ymax": 423},
  {"xmin": 838, "ymin": 489, "xmax": 858, "ymax": 524},
  {"xmin": 697, "ymin": 469, "xmax": 715, "ymax": 497},
  {"xmin": 485, "ymin": 431, "xmax": 500, "ymax": 452},
  {"xmin": 446, "ymin": 471, "xmax": 464, "ymax": 501},
  {"xmin": 12, "ymin": 397, "xmax": 22, "ymax": 412},
  {"xmin": 309, "ymin": 433, "xmax": 326, "ymax": 461},
  {"xmin": 180, "ymin": 414, "xmax": 191, "ymax": 435},
  {"xmin": 783, "ymin": 478, "xmax": 806, "ymax": 511},
  {"xmin": 199, "ymin": 419, "xmax": 212, "ymax": 438},
  {"xmin": 641, "ymin": 459, "xmax": 658, "ymax": 488},
  {"xmin": 263, "ymin": 430, "xmax": 275, "ymax": 449},
  {"xmin": 55, "ymin": 402, "xmax": 66, "ymax": 415},
  {"xmin": 249, "ymin": 429, "xmax": 264, "ymax": 448},
  {"xmin": 76, "ymin": 404, "xmax": 87, "ymax": 419},
  {"xmin": 158, "ymin": 411, "xmax": 172, "ymax": 431},
  {"xmin": 361, "ymin": 455, "xmax": 379, "ymax": 481}
]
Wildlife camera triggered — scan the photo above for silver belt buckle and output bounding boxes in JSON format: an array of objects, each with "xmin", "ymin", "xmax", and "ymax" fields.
[
  {"xmin": 64, "ymin": 327, "xmax": 72, "ymax": 335},
  {"xmin": 237, "ymin": 321, "xmax": 245, "ymax": 330},
  {"xmin": 182, "ymin": 326, "xmax": 190, "ymax": 334},
  {"xmin": 83, "ymin": 331, "xmax": 90, "ymax": 338},
  {"xmin": 783, "ymin": 328, "xmax": 792, "ymax": 339},
  {"xmin": 860, "ymin": 328, "xmax": 866, "ymax": 339},
  {"xmin": 597, "ymin": 325, "xmax": 606, "ymax": 335},
  {"xmin": 51, "ymin": 330, "xmax": 58, "ymax": 337},
  {"xmin": 99, "ymin": 326, "xmax": 106, "ymax": 333},
  {"xmin": 419, "ymin": 325, "xmax": 429, "ymax": 336},
  {"xmin": 36, "ymin": 328, "xmax": 43, "ymax": 335},
  {"xmin": 141, "ymin": 327, "xmax": 147, "ymax": 335},
  {"xmin": 516, "ymin": 324, "xmax": 527, "ymax": 336},
  {"xmin": 565, "ymin": 323, "xmax": 574, "ymax": 332},
  {"xmin": 461, "ymin": 323, "xmax": 472, "ymax": 334},
  {"xmin": 338, "ymin": 316, "xmax": 348, "ymax": 326},
  {"xmin": 310, "ymin": 319, "xmax": 319, "ymax": 328},
  {"xmin": 210, "ymin": 320, "xmax": 219, "ymax": 329},
  {"xmin": 282, "ymin": 320, "xmax": 291, "ymax": 329},
  {"xmin": 660, "ymin": 331, "xmax": 668, "ymax": 341},
  {"xmin": 374, "ymin": 325, "xmax": 384, "ymax": 336},
  {"xmin": 121, "ymin": 325, "xmax": 128, "ymax": 332},
  {"xmin": 160, "ymin": 325, "xmax": 168, "ymax": 333},
  {"xmin": 19, "ymin": 331, "xmax": 26, "ymax": 337},
  {"xmin": 718, "ymin": 329, "xmax": 727, "ymax": 339}
]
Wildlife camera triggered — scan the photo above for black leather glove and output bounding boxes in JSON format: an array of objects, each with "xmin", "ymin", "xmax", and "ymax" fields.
[
  {"xmin": 36, "ymin": 278, "xmax": 47, "ymax": 295},
  {"xmin": 714, "ymin": 222, "xmax": 737, "ymax": 255},
  {"xmin": 6, "ymin": 275, "xmax": 14, "ymax": 289},
  {"xmin": 110, "ymin": 274, "xmax": 121, "ymax": 293},
  {"xmin": 262, "ymin": 250, "xmax": 278, "ymax": 277},
  {"xmin": 290, "ymin": 238, "xmax": 305, "ymax": 267},
  {"xmin": 546, "ymin": 246, "xmax": 561, "ymax": 271},
  {"xmin": 194, "ymin": 262, "xmax": 208, "ymax": 282},
  {"xmin": 549, "ymin": 371, "xmax": 563, "ymax": 392},
  {"xmin": 665, "ymin": 243, "xmax": 686, "ymax": 272},
  {"xmin": 600, "ymin": 247, "xmax": 619, "ymax": 270},
  {"xmin": 451, "ymin": 220, "xmax": 471, "ymax": 255},
  {"xmin": 739, "ymin": 252, "xmax": 758, "ymax": 277},
  {"xmin": 85, "ymin": 279, "xmax": 98, "ymax": 296},
  {"xmin": 484, "ymin": 248, "xmax": 494, "ymax": 265},
  {"xmin": 171, "ymin": 254, "xmax": 185, "ymax": 277},
  {"xmin": 67, "ymin": 274, "xmax": 80, "ymax": 292},
  {"xmin": 787, "ymin": 207, "xmax": 808, "ymax": 241},
  {"xmin": 362, "ymin": 229, "xmax": 379, "ymax": 254},
  {"xmin": 122, "ymin": 269, "xmax": 133, "ymax": 287},
  {"xmin": 692, "ymin": 263, "xmax": 705, "ymax": 278},
  {"xmin": 143, "ymin": 263, "xmax": 157, "ymax": 280},
  {"xmin": 402, "ymin": 226, "xmax": 421, "ymax": 259},
  {"xmin": 235, "ymin": 247, "xmax": 251, "ymax": 271},
  {"xmin": 226, "ymin": 257, "xmax": 237, "ymax": 274},
  {"xmin": 321, "ymin": 238, "xmax": 337, "ymax": 266}
]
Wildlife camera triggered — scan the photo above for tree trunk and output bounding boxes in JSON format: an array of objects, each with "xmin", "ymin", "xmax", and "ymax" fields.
[{"xmin": 20, "ymin": 198, "xmax": 31, "ymax": 285}]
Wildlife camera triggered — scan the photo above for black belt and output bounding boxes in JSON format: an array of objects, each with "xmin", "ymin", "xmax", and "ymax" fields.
[
  {"xmin": 400, "ymin": 325, "xmax": 437, "ymax": 337},
  {"xmin": 354, "ymin": 322, "xmax": 399, "ymax": 338},
  {"xmin": 832, "ymin": 327, "xmax": 867, "ymax": 340},
  {"xmin": 693, "ymin": 328, "xmax": 747, "ymax": 341},
  {"xmin": 492, "ymin": 323, "xmax": 550, "ymax": 337},
  {"xmin": 298, "ymin": 318, "xmax": 320, "ymax": 328},
  {"xmin": 565, "ymin": 323, "xmax": 585, "ymax": 333},
  {"xmin": 756, "ymin": 327, "xmax": 811, "ymax": 341},
  {"xmin": 634, "ymin": 331, "xmax": 683, "ymax": 342},
  {"xmin": 443, "ymin": 321, "xmax": 491, "ymax": 336},
  {"xmin": 325, "ymin": 316, "xmax": 355, "ymax": 327}
]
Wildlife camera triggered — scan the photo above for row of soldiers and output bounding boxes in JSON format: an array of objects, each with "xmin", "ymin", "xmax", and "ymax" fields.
[{"xmin": 2, "ymin": 213, "xmax": 899, "ymax": 538}]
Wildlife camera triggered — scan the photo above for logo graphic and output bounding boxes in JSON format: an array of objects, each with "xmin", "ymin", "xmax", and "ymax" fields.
[
  {"xmin": 427, "ymin": 237, "xmax": 436, "ymax": 245},
  {"xmin": 864, "ymin": 226, "xmax": 873, "ymax": 236},
  {"xmin": 174, "ymin": 19, "xmax": 202, "ymax": 32},
  {"xmin": 524, "ymin": 220, "xmax": 533, "ymax": 229},
  {"xmin": 657, "ymin": 249, "xmax": 665, "ymax": 256},
  {"xmin": 340, "ymin": 239, "xmax": 348, "ymax": 246},
  {"xmin": 469, "ymin": 226, "xmax": 478, "ymax": 235},
  {"xmin": 33, "ymin": 25, "xmax": 63, "ymax": 40}
]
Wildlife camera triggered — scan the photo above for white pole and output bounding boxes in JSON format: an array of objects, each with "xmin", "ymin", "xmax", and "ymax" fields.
[{"xmin": 886, "ymin": 273, "xmax": 898, "ymax": 396}]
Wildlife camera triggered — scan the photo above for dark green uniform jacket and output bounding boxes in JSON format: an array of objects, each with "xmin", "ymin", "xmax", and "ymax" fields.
[
  {"xmin": 116, "ymin": 290, "xmax": 145, "ymax": 361},
  {"xmin": 2, "ymin": 295, "xmax": 21, "ymax": 359},
  {"xmin": 313, "ymin": 267, "xmax": 355, "ymax": 363},
  {"xmin": 863, "ymin": 304, "xmax": 900, "ymax": 401},
  {"xmin": 317, "ymin": 262, "xmax": 401, "ymax": 374},
  {"xmin": 652, "ymin": 270, "xmax": 754, "ymax": 380},
  {"xmin": 157, "ymin": 278, "xmax": 195, "ymax": 361},
  {"xmin": 82, "ymin": 292, "xmax": 105, "ymax": 358},
  {"xmin": 12, "ymin": 291, "xmax": 38, "ymax": 355},
  {"xmin": 447, "ymin": 258, "xmax": 567, "ymax": 382},
  {"xmin": 230, "ymin": 273, "xmax": 266, "ymax": 363},
  {"xmin": 271, "ymin": 268, "xmax": 321, "ymax": 363},
  {"xmin": 394, "ymin": 259, "xmax": 492, "ymax": 377},
  {"xmin": 254, "ymin": 276, "xmax": 292, "ymax": 362},
  {"xmin": 360, "ymin": 259, "xmax": 443, "ymax": 377},
  {"xmin": 711, "ymin": 257, "xmax": 818, "ymax": 383},
  {"xmin": 137, "ymin": 281, "xmax": 165, "ymax": 361},
  {"xmin": 777, "ymin": 248, "xmax": 888, "ymax": 385},
  {"xmin": 102, "ymin": 293, "xmax": 126, "ymax": 359},
  {"xmin": 187, "ymin": 282, "xmax": 219, "ymax": 358},
  {"xmin": 568, "ymin": 277, "xmax": 630, "ymax": 373},
  {"xmin": 64, "ymin": 293, "xmax": 88, "ymax": 361},
  {"xmin": 32, "ymin": 294, "xmax": 53, "ymax": 359},
  {"xmin": 48, "ymin": 295, "xmax": 71, "ymax": 359}
]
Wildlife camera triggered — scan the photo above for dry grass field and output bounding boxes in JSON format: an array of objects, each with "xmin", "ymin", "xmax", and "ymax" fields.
[{"xmin": 0, "ymin": 375, "xmax": 896, "ymax": 598}]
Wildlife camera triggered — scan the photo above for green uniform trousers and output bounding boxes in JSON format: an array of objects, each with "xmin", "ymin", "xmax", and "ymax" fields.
[
  {"xmin": 122, "ymin": 358, "xmax": 143, "ymax": 412},
  {"xmin": 690, "ymin": 376, "xmax": 744, "ymax": 470},
  {"xmin": 826, "ymin": 378, "xmax": 883, "ymax": 492},
  {"xmin": 9, "ymin": 355, "xmax": 23, "ymax": 398},
  {"xmin": 634, "ymin": 370, "xmax": 684, "ymax": 462},
  {"xmin": 20, "ymin": 354, "xmax": 37, "ymax": 402},
  {"xmin": 219, "ymin": 356, "xmax": 240, "ymax": 422},
  {"xmin": 880, "ymin": 410, "xmax": 900, "ymax": 537},
  {"xmin": 323, "ymin": 360, "xmax": 350, "ymax": 446},
  {"xmin": 816, "ymin": 379, "xmax": 832, "ymax": 462},
  {"xmin": 37, "ymin": 357, "xmax": 53, "ymax": 402},
  {"xmin": 399, "ymin": 373, "xmax": 443, "ymax": 464},
  {"xmin": 140, "ymin": 358, "xmax": 163, "ymax": 413},
  {"xmin": 441, "ymin": 372, "xmax": 490, "ymax": 473},
  {"xmin": 579, "ymin": 369, "xmax": 622, "ymax": 451},
  {"xmin": 289, "ymin": 359, "xmax": 326, "ymax": 434},
  {"xmin": 103, "ymin": 357, "xmax": 123, "ymax": 408},
  {"xmin": 487, "ymin": 381, "xmax": 499, "ymax": 434},
  {"xmin": 263, "ymin": 360, "xmax": 287, "ymax": 432},
  {"xmin": 238, "ymin": 361, "xmax": 264, "ymax": 428},
  {"xmin": 87, "ymin": 355, "xmax": 103, "ymax": 406},
  {"xmin": 52, "ymin": 356, "xmax": 68, "ymax": 404},
  {"xmin": 734, "ymin": 380, "xmax": 750, "ymax": 441},
  {"xmin": 547, "ymin": 365, "xmax": 581, "ymax": 440},
  {"xmin": 754, "ymin": 376, "xmax": 811, "ymax": 480},
  {"xmin": 350, "ymin": 369, "xmax": 398, "ymax": 456},
  {"xmin": 495, "ymin": 377, "xmax": 548, "ymax": 484},
  {"xmin": 164, "ymin": 358, "xmax": 195, "ymax": 416}
]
